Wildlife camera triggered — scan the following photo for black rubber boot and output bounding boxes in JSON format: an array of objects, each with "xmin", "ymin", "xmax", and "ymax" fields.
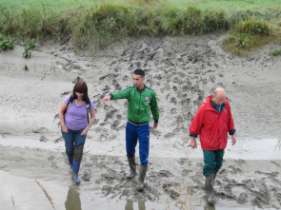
[
  {"xmin": 136, "ymin": 165, "xmax": 147, "ymax": 192},
  {"xmin": 126, "ymin": 156, "xmax": 137, "ymax": 179},
  {"xmin": 205, "ymin": 174, "xmax": 216, "ymax": 204}
]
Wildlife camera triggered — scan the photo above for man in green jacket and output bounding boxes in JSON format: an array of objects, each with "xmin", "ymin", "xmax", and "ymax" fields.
[{"xmin": 102, "ymin": 69, "xmax": 159, "ymax": 191}]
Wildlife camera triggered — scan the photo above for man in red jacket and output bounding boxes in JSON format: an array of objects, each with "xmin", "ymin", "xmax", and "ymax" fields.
[{"xmin": 189, "ymin": 86, "xmax": 237, "ymax": 204}]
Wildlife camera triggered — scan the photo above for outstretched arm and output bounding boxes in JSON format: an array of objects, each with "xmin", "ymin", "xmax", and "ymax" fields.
[{"xmin": 102, "ymin": 87, "xmax": 131, "ymax": 102}]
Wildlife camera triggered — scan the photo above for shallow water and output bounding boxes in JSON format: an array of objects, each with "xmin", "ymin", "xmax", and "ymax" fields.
[{"xmin": 1, "ymin": 170, "xmax": 278, "ymax": 210}]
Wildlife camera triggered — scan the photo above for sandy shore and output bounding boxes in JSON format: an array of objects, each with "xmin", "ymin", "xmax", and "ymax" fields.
[{"xmin": 0, "ymin": 35, "xmax": 281, "ymax": 209}]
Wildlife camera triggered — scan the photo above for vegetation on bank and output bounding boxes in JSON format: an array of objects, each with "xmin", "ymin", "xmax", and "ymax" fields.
[
  {"xmin": 0, "ymin": 0, "xmax": 281, "ymax": 54},
  {"xmin": 223, "ymin": 19, "xmax": 278, "ymax": 55},
  {"xmin": 271, "ymin": 48, "xmax": 281, "ymax": 56},
  {"xmin": 0, "ymin": 34, "xmax": 14, "ymax": 51}
]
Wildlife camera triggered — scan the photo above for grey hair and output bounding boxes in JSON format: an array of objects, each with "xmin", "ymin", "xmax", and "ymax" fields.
[{"xmin": 210, "ymin": 84, "xmax": 225, "ymax": 95}]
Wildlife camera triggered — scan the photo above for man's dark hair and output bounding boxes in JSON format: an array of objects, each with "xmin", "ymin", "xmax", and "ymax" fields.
[{"xmin": 133, "ymin": 69, "xmax": 145, "ymax": 77}]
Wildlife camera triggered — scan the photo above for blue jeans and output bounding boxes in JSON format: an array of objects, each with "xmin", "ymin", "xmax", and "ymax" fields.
[
  {"xmin": 62, "ymin": 129, "xmax": 86, "ymax": 175},
  {"xmin": 126, "ymin": 122, "xmax": 150, "ymax": 166}
]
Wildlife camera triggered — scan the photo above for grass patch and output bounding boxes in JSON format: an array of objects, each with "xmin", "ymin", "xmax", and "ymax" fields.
[
  {"xmin": 0, "ymin": 34, "xmax": 14, "ymax": 51},
  {"xmin": 271, "ymin": 48, "xmax": 281, "ymax": 56},
  {"xmin": 0, "ymin": 0, "xmax": 281, "ymax": 50},
  {"xmin": 72, "ymin": 5, "xmax": 230, "ymax": 48},
  {"xmin": 222, "ymin": 19, "xmax": 280, "ymax": 55},
  {"xmin": 236, "ymin": 19, "xmax": 271, "ymax": 35},
  {"xmin": 23, "ymin": 39, "xmax": 36, "ymax": 59}
]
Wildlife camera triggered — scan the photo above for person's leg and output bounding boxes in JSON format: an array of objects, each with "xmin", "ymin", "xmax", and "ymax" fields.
[
  {"xmin": 136, "ymin": 123, "xmax": 150, "ymax": 191},
  {"xmin": 126, "ymin": 122, "xmax": 138, "ymax": 157},
  {"xmin": 203, "ymin": 150, "xmax": 217, "ymax": 177},
  {"xmin": 214, "ymin": 150, "xmax": 224, "ymax": 174},
  {"xmin": 71, "ymin": 131, "xmax": 86, "ymax": 185},
  {"xmin": 62, "ymin": 130, "xmax": 74, "ymax": 165},
  {"xmin": 138, "ymin": 124, "xmax": 150, "ymax": 166},
  {"xmin": 126, "ymin": 122, "xmax": 138, "ymax": 179},
  {"xmin": 203, "ymin": 150, "xmax": 217, "ymax": 204}
]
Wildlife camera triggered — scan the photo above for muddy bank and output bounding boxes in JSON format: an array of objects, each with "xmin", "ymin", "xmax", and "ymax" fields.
[
  {"xmin": 1, "ymin": 145, "xmax": 281, "ymax": 209},
  {"xmin": 1, "ymin": 35, "xmax": 281, "ymax": 209},
  {"xmin": 1, "ymin": 36, "xmax": 281, "ymax": 145}
]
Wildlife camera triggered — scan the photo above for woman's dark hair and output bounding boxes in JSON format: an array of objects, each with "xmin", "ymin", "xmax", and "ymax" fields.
[{"xmin": 69, "ymin": 79, "xmax": 91, "ymax": 105}]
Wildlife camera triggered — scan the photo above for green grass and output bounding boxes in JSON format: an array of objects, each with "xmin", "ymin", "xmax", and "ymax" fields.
[
  {"xmin": 0, "ymin": 0, "xmax": 281, "ymax": 51},
  {"xmin": 23, "ymin": 39, "xmax": 36, "ymax": 58},
  {"xmin": 0, "ymin": 34, "xmax": 14, "ymax": 51},
  {"xmin": 1, "ymin": 0, "xmax": 281, "ymax": 12},
  {"xmin": 223, "ymin": 19, "xmax": 281, "ymax": 56},
  {"xmin": 165, "ymin": 0, "xmax": 281, "ymax": 12},
  {"xmin": 271, "ymin": 48, "xmax": 281, "ymax": 56}
]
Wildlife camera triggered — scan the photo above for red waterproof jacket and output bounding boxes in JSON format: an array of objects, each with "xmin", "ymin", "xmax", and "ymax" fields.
[{"xmin": 189, "ymin": 96, "xmax": 235, "ymax": 150}]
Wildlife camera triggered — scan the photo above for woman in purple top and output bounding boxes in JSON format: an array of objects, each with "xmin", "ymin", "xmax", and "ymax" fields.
[{"xmin": 59, "ymin": 79, "xmax": 96, "ymax": 185}]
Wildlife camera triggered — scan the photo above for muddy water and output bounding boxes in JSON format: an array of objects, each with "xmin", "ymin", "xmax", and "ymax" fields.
[
  {"xmin": 1, "ymin": 170, "xmax": 274, "ymax": 210},
  {"xmin": 1, "ymin": 144, "xmax": 281, "ymax": 210}
]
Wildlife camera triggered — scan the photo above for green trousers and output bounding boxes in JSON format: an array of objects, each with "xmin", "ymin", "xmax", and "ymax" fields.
[{"xmin": 203, "ymin": 150, "xmax": 224, "ymax": 177}]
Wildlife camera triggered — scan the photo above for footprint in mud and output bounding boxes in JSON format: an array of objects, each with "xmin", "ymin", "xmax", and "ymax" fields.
[
  {"xmin": 238, "ymin": 178, "xmax": 271, "ymax": 208},
  {"xmin": 208, "ymin": 75, "xmax": 216, "ymax": 83},
  {"xmin": 104, "ymin": 108, "xmax": 118, "ymax": 122},
  {"xmin": 149, "ymin": 170, "xmax": 174, "ymax": 179},
  {"xmin": 191, "ymin": 175, "xmax": 204, "ymax": 189},
  {"xmin": 81, "ymin": 169, "xmax": 91, "ymax": 182},
  {"xmin": 61, "ymin": 91, "xmax": 71, "ymax": 96},
  {"xmin": 170, "ymin": 108, "xmax": 177, "ymax": 114},
  {"xmin": 112, "ymin": 79, "xmax": 122, "ymax": 90},
  {"xmin": 101, "ymin": 85, "xmax": 111, "ymax": 93},
  {"xmin": 255, "ymin": 170, "xmax": 279, "ymax": 177},
  {"xmin": 163, "ymin": 132, "xmax": 175, "ymax": 139},
  {"xmin": 181, "ymin": 169, "xmax": 192, "ymax": 176},
  {"xmin": 39, "ymin": 135, "xmax": 48, "ymax": 143},
  {"xmin": 226, "ymin": 165, "xmax": 243, "ymax": 174},
  {"xmin": 0, "ymin": 131, "xmax": 11, "ymax": 138},
  {"xmin": 48, "ymin": 155, "xmax": 58, "ymax": 169},
  {"xmin": 99, "ymin": 133, "xmax": 109, "ymax": 142},
  {"xmin": 95, "ymin": 161, "xmax": 162, "ymax": 200},
  {"xmin": 54, "ymin": 136, "xmax": 63, "ymax": 143},
  {"xmin": 170, "ymin": 97, "xmax": 177, "ymax": 105},
  {"xmin": 32, "ymin": 127, "xmax": 49, "ymax": 134},
  {"xmin": 162, "ymin": 182, "xmax": 181, "ymax": 200},
  {"xmin": 111, "ymin": 119, "xmax": 122, "ymax": 130},
  {"xmin": 177, "ymin": 158, "xmax": 188, "ymax": 166},
  {"xmin": 237, "ymin": 192, "xmax": 248, "ymax": 204},
  {"xmin": 99, "ymin": 73, "xmax": 114, "ymax": 81}
]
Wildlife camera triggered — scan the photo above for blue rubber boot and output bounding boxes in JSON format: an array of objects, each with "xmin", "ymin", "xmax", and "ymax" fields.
[{"xmin": 72, "ymin": 160, "xmax": 81, "ymax": 185}]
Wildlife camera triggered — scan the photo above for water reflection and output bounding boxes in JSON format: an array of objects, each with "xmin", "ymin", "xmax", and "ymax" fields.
[
  {"xmin": 65, "ymin": 186, "xmax": 82, "ymax": 210},
  {"xmin": 125, "ymin": 199, "xmax": 146, "ymax": 210},
  {"xmin": 63, "ymin": 188, "xmax": 217, "ymax": 210},
  {"xmin": 204, "ymin": 203, "xmax": 216, "ymax": 210}
]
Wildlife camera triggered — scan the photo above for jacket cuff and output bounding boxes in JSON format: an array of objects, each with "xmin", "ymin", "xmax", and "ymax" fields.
[
  {"xmin": 229, "ymin": 129, "xmax": 236, "ymax": 135},
  {"xmin": 189, "ymin": 133, "xmax": 198, "ymax": 138},
  {"xmin": 154, "ymin": 119, "xmax": 159, "ymax": 124},
  {"xmin": 110, "ymin": 93, "xmax": 114, "ymax": 100}
]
